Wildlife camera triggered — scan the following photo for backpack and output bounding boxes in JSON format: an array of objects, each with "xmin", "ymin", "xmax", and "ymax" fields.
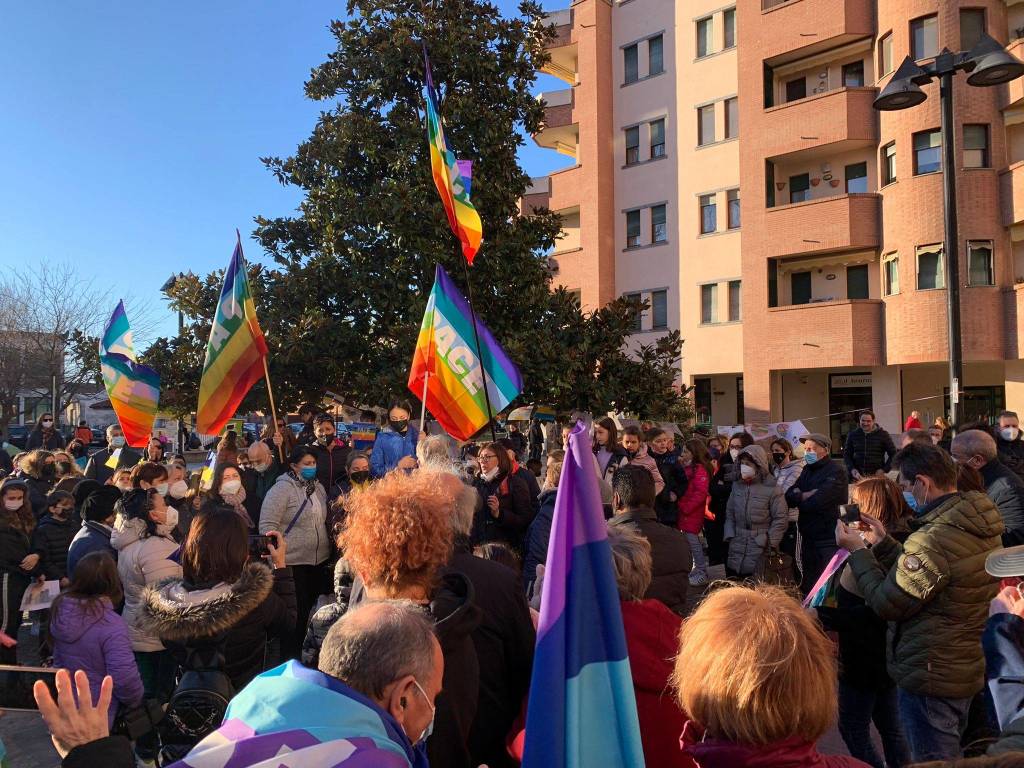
[{"xmin": 157, "ymin": 647, "xmax": 234, "ymax": 766}]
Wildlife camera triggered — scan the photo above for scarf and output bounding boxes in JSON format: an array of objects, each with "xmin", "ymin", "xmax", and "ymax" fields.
[
  {"xmin": 220, "ymin": 489, "xmax": 254, "ymax": 529},
  {"xmin": 288, "ymin": 469, "xmax": 318, "ymax": 497}
]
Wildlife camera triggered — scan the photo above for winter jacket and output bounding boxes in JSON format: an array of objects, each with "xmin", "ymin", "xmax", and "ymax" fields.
[
  {"xmin": 515, "ymin": 463, "xmax": 542, "ymax": 518},
  {"xmin": 0, "ymin": 515, "xmax": 34, "ymax": 579},
  {"xmin": 473, "ymin": 470, "xmax": 534, "ymax": 550},
  {"xmin": 652, "ymin": 447, "xmax": 688, "ymax": 525},
  {"xmin": 370, "ymin": 423, "xmax": 419, "ymax": 477},
  {"xmin": 724, "ymin": 447, "xmax": 789, "ymax": 576},
  {"xmin": 595, "ymin": 445, "xmax": 627, "ymax": 479},
  {"xmin": 25, "ymin": 474, "xmax": 54, "ymax": 518},
  {"xmin": 843, "ymin": 425, "xmax": 897, "ymax": 477},
  {"xmin": 523, "ymin": 488, "xmax": 556, "ymax": 589},
  {"xmin": 998, "ymin": 434, "xmax": 1024, "ymax": 481},
  {"xmin": 606, "ymin": 445, "xmax": 666, "ymax": 496},
  {"xmin": 50, "ymin": 596, "xmax": 144, "ymax": 725},
  {"xmin": 241, "ymin": 459, "xmax": 282, "ymax": 527},
  {"xmin": 451, "ymin": 537, "xmax": 536, "ymax": 768},
  {"xmin": 83, "ymin": 447, "xmax": 142, "ymax": 485},
  {"xmin": 311, "ymin": 437, "xmax": 351, "ymax": 491},
  {"xmin": 506, "ymin": 430, "xmax": 526, "ymax": 457},
  {"xmin": 67, "ymin": 521, "xmax": 115, "ymax": 576},
  {"xmin": 980, "ymin": 459, "xmax": 1024, "ymax": 546},
  {"xmin": 785, "ymin": 456, "xmax": 848, "ymax": 546},
  {"xmin": 608, "ymin": 505, "xmax": 691, "ymax": 615},
  {"xmin": 676, "ymin": 463, "xmax": 709, "ymax": 535},
  {"xmin": 111, "ymin": 517, "xmax": 182, "ymax": 652},
  {"xmin": 621, "ymin": 599, "xmax": 694, "ymax": 768},
  {"xmin": 141, "ymin": 561, "xmax": 297, "ymax": 692},
  {"xmin": 31, "ymin": 513, "xmax": 78, "ymax": 581},
  {"xmin": 683, "ymin": 727, "xmax": 869, "ymax": 768},
  {"xmin": 847, "ymin": 490, "xmax": 1004, "ymax": 699},
  {"xmin": 27, "ymin": 429, "xmax": 65, "ymax": 451},
  {"xmin": 815, "ymin": 574, "xmax": 893, "ymax": 691},
  {"xmin": 259, "ymin": 473, "xmax": 331, "ymax": 566},
  {"xmin": 301, "ymin": 557, "xmax": 354, "ymax": 668},
  {"xmin": 708, "ymin": 454, "xmax": 736, "ymax": 519},
  {"xmin": 983, "ymin": 612, "xmax": 1024, "ymax": 741},
  {"xmin": 62, "ymin": 736, "xmax": 135, "ymax": 768},
  {"xmin": 773, "ymin": 459, "xmax": 804, "ymax": 496}
]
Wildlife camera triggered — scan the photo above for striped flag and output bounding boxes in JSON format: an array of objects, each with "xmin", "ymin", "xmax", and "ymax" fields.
[
  {"xmin": 423, "ymin": 46, "xmax": 483, "ymax": 265},
  {"xmin": 98, "ymin": 301, "xmax": 160, "ymax": 448},
  {"xmin": 195, "ymin": 237, "xmax": 269, "ymax": 435},
  {"xmin": 407, "ymin": 265, "xmax": 521, "ymax": 441},
  {"xmin": 522, "ymin": 422, "xmax": 646, "ymax": 768}
]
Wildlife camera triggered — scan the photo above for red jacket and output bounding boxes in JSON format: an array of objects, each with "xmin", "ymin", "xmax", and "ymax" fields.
[
  {"xmin": 683, "ymin": 726, "xmax": 870, "ymax": 768},
  {"xmin": 621, "ymin": 600, "xmax": 695, "ymax": 768},
  {"xmin": 676, "ymin": 464, "xmax": 710, "ymax": 535},
  {"xmin": 904, "ymin": 415, "xmax": 923, "ymax": 430}
]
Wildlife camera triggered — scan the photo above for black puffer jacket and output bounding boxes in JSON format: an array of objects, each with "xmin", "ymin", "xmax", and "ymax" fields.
[
  {"xmin": 981, "ymin": 459, "xmax": 1024, "ymax": 546},
  {"xmin": 31, "ymin": 513, "xmax": 78, "ymax": 581},
  {"xmin": 998, "ymin": 435, "xmax": 1024, "ymax": 481},
  {"xmin": 0, "ymin": 516, "xmax": 34, "ymax": 579},
  {"xmin": 25, "ymin": 474, "xmax": 54, "ymax": 518},
  {"xmin": 608, "ymin": 505, "xmax": 692, "ymax": 615},
  {"xmin": 651, "ymin": 448, "xmax": 688, "ymax": 526},
  {"xmin": 141, "ymin": 562, "xmax": 297, "ymax": 692},
  {"xmin": 785, "ymin": 457, "xmax": 848, "ymax": 545},
  {"xmin": 311, "ymin": 438, "xmax": 350, "ymax": 491},
  {"xmin": 843, "ymin": 426, "xmax": 897, "ymax": 477}
]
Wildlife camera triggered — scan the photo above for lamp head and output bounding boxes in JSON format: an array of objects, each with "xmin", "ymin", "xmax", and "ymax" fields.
[
  {"xmin": 873, "ymin": 57, "xmax": 930, "ymax": 111},
  {"xmin": 965, "ymin": 33, "xmax": 1024, "ymax": 87}
]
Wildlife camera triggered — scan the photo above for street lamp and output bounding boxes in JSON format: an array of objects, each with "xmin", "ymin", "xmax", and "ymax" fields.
[
  {"xmin": 874, "ymin": 34, "xmax": 1024, "ymax": 429},
  {"xmin": 161, "ymin": 271, "xmax": 188, "ymax": 450}
]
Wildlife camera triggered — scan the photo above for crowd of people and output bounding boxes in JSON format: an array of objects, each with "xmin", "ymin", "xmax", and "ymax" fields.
[{"xmin": 8, "ymin": 404, "xmax": 1024, "ymax": 766}]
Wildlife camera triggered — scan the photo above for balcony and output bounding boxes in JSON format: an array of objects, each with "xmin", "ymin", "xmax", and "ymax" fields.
[
  {"xmin": 1006, "ymin": 284, "xmax": 1024, "ymax": 359},
  {"xmin": 757, "ymin": 0, "xmax": 874, "ymax": 63},
  {"xmin": 534, "ymin": 88, "xmax": 578, "ymax": 157},
  {"xmin": 763, "ymin": 193, "xmax": 880, "ymax": 259},
  {"xmin": 762, "ymin": 87, "xmax": 877, "ymax": 158},
  {"xmin": 1002, "ymin": 161, "xmax": 1024, "ymax": 229},
  {"xmin": 1004, "ymin": 39, "xmax": 1024, "ymax": 110},
  {"xmin": 520, "ymin": 166, "xmax": 581, "ymax": 214},
  {"xmin": 542, "ymin": 9, "xmax": 576, "ymax": 83},
  {"xmin": 764, "ymin": 299, "xmax": 884, "ymax": 367}
]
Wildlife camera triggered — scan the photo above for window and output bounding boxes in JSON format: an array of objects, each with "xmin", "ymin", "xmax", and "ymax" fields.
[
  {"xmin": 968, "ymin": 240, "xmax": 994, "ymax": 285},
  {"xmin": 883, "ymin": 253, "xmax": 900, "ymax": 295},
  {"xmin": 651, "ymin": 204, "xmax": 667, "ymax": 243},
  {"xmin": 960, "ymin": 9, "xmax": 986, "ymax": 51},
  {"xmin": 847, "ymin": 264, "xmax": 869, "ymax": 299},
  {"xmin": 727, "ymin": 189, "xmax": 740, "ymax": 229},
  {"xmin": 624, "ymin": 44, "xmax": 639, "ymax": 84},
  {"xmin": 964, "ymin": 124, "xmax": 989, "ymax": 168},
  {"xmin": 728, "ymin": 280, "xmax": 741, "ymax": 321},
  {"xmin": 569, "ymin": 289, "xmax": 582, "ymax": 307},
  {"xmin": 842, "ymin": 60, "xmax": 865, "ymax": 87},
  {"xmin": 694, "ymin": 378, "xmax": 712, "ymax": 424},
  {"xmin": 736, "ymin": 377, "xmax": 744, "ymax": 423},
  {"xmin": 626, "ymin": 210, "xmax": 641, "ymax": 247},
  {"xmin": 790, "ymin": 173, "xmax": 810, "ymax": 203},
  {"xmin": 696, "ymin": 17, "xmax": 713, "ymax": 58},
  {"xmin": 913, "ymin": 129, "xmax": 941, "ymax": 175},
  {"xmin": 785, "ymin": 77, "xmax": 806, "ymax": 102},
  {"xmin": 911, "ymin": 15, "xmax": 938, "ymax": 60},
  {"xmin": 624, "ymin": 292, "xmax": 643, "ymax": 331},
  {"xmin": 882, "ymin": 142, "xmax": 897, "ymax": 185},
  {"xmin": 723, "ymin": 9, "xmax": 736, "ymax": 49},
  {"xmin": 648, "ymin": 35, "xmax": 664, "ymax": 76},
  {"xmin": 791, "ymin": 271, "xmax": 812, "ymax": 305},
  {"xmin": 917, "ymin": 244, "xmax": 945, "ymax": 290},
  {"xmin": 700, "ymin": 194, "xmax": 717, "ymax": 234},
  {"xmin": 652, "ymin": 290, "xmax": 668, "ymax": 329},
  {"xmin": 725, "ymin": 97, "xmax": 738, "ymax": 139},
  {"xmin": 880, "ymin": 32, "xmax": 894, "ymax": 75},
  {"xmin": 625, "ymin": 126, "xmax": 640, "ymax": 165},
  {"xmin": 698, "ymin": 104, "xmax": 715, "ymax": 145},
  {"xmin": 650, "ymin": 118, "xmax": 666, "ymax": 158},
  {"xmin": 701, "ymin": 284, "xmax": 719, "ymax": 324},
  {"xmin": 845, "ymin": 162, "xmax": 868, "ymax": 193}
]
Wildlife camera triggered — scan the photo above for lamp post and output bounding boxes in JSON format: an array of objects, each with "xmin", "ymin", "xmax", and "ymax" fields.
[
  {"xmin": 873, "ymin": 34, "xmax": 1024, "ymax": 428},
  {"xmin": 161, "ymin": 271, "xmax": 188, "ymax": 451}
]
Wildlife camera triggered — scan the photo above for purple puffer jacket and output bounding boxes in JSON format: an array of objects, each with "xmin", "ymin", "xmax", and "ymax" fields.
[{"xmin": 51, "ymin": 596, "xmax": 144, "ymax": 725}]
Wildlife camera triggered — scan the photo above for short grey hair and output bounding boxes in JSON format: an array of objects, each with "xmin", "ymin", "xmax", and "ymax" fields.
[
  {"xmin": 952, "ymin": 429, "xmax": 998, "ymax": 462},
  {"xmin": 452, "ymin": 483, "xmax": 478, "ymax": 537},
  {"xmin": 606, "ymin": 523, "xmax": 652, "ymax": 602},
  {"xmin": 416, "ymin": 435, "xmax": 451, "ymax": 467},
  {"xmin": 247, "ymin": 440, "xmax": 271, "ymax": 460},
  {"xmin": 319, "ymin": 600, "xmax": 437, "ymax": 699},
  {"xmin": 106, "ymin": 424, "xmax": 122, "ymax": 439}
]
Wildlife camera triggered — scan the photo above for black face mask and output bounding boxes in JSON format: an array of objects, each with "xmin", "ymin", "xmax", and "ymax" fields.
[
  {"xmin": 772, "ymin": 452, "xmax": 786, "ymax": 465},
  {"xmin": 42, "ymin": 464, "xmax": 56, "ymax": 478},
  {"xmin": 390, "ymin": 419, "xmax": 409, "ymax": 433},
  {"xmin": 319, "ymin": 433, "xmax": 335, "ymax": 445},
  {"xmin": 349, "ymin": 470, "xmax": 370, "ymax": 485},
  {"xmin": 57, "ymin": 461, "xmax": 72, "ymax": 475}
]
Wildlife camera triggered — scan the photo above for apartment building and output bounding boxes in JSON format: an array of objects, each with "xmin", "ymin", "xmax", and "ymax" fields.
[{"xmin": 525, "ymin": 0, "xmax": 1024, "ymax": 448}]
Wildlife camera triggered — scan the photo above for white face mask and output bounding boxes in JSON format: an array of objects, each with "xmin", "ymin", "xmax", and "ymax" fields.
[
  {"xmin": 221, "ymin": 479, "xmax": 242, "ymax": 495},
  {"xmin": 253, "ymin": 461, "xmax": 271, "ymax": 474},
  {"xmin": 168, "ymin": 480, "xmax": 188, "ymax": 499},
  {"xmin": 482, "ymin": 467, "xmax": 500, "ymax": 482},
  {"xmin": 155, "ymin": 482, "xmax": 169, "ymax": 496},
  {"xmin": 42, "ymin": 420, "xmax": 53, "ymax": 428},
  {"xmin": 1002, "ymin": 427, "xmax": 1020, "ymax": 442},
  {"xmin": 729, "ymin": 448, "xmax": 740, "ymax": 460},
  {"xmin": 116, "ymin": 483, "xmax": 132, "ymax": 493},
  {"xmin": 739, "ymin": 463, "xmax": 756, "ymax": 480},
  {"xmin": 162, "ymin": 507, "xmax": 179, "ymax": 529},
  {"xmin": 3, "ymin": 498, "xmax": 22, "ymax": 512}
]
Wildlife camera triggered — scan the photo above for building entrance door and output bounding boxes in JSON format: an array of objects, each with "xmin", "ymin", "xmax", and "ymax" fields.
[{"xmin": 829, "ymin": 373, "xmax": 872, "ymax": 454}]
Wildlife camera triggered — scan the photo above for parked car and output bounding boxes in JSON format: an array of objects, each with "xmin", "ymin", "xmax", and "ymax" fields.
[
  {"xmin": 90, "ymin": 427, "xmax": 106, "ymax": 446},
  {"xmin": 6, "ymin": 425, "xmax": 29, "ymax": 449}
]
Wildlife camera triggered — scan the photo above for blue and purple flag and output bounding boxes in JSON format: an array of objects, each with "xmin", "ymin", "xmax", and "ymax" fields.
[{"xmin": 522, "ymin": 422, "xmax": 646, "ymax": 767}]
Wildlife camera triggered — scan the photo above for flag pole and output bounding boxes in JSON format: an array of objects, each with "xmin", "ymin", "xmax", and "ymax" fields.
[
  {"xmin": 459, "ymin": 251, "xmax": 497, "ymax": 443},
  {"xmin": 419, "ymin": 371, "xmax": 430, "ymax": 433},
  {"xmin": 262, "ymin": 357, "xmax": 285, "ymax": 465}
]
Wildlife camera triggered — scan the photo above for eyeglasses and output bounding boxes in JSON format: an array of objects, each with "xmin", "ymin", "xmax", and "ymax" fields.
[{"xmin": 479, "ymin": 453, "xmax": 498, "ymax": 461}]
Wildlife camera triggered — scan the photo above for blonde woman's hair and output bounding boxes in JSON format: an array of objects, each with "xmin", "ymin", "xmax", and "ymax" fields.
[
  {"xmin": 545, "ymin": 449, "xmax": 565, "ymax": 490},
  {"xmin": 606, "ymin": 523, "xmax": 652, "ymax": 601},
  {"xmin": 672, "ymin": 584, "xmax": 836, "ymax": 745}
]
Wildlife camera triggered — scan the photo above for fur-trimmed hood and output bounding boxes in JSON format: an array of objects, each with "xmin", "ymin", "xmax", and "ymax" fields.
[{"xmin": 140, "ymin": 561, "xmax": 273, "ymax": 642}]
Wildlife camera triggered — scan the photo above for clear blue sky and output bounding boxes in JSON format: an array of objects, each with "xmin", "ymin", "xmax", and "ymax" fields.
[{"xmin": 0, "ymin": 2, "xmax": 569, "ymax": 340}]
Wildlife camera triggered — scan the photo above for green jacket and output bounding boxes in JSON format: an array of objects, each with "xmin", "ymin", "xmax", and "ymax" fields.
[{"xmin": 848, "ymin": 491, "xmax": 1004, "ymax": 699}]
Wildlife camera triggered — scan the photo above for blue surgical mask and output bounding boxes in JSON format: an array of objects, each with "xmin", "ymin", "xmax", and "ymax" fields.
[
  {"xmin": 300, "ymin": 466, "xmax": 317, "ymax": 481},
  {"xmin": 110, "ymin": 436, "xmax": 126, "ymax": 448},
  {"xmin": 803, "ymin": 451, "xmax": 818, "ymax": 465},
  {"xmin": 903, "ymin": 490, "xmax": 920, "ymax": 514}
]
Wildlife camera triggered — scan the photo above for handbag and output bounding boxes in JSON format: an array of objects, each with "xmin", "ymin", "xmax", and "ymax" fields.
[{"xmin": 755, "ymin": 546, "xmax": 794, "ymax": 586}]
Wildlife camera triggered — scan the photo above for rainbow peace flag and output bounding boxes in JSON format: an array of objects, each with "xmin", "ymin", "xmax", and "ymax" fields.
[
  {"xmin": 423, "ymin": 47, "xmax": 483, "ymax": 265},
  {"xmin": 98, "ymin": 301, "xmax": 160, "ymax": 448},
  {"xmin": 522, "ymin": 422, "xmax": 646, "ymax": 768},
  {"xmin": 407, "ymin": 265, "xmax": 521, "ymax": 441},
  {"xmin": 196, "ymin": 238, "xmax": 269, "ymax": 435}
]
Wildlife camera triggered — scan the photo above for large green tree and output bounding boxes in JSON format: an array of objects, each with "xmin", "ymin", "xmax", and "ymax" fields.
[{"xmin": 144, "ymin": 0, "xmax": 690, "ymax": 423}]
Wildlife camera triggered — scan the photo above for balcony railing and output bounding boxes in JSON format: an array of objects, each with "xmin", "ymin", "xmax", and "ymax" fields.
[
  {"xmin": 764, "ymin": 299, "xmax": 884, "ymax": 367},
  {"xmin": 757, "ymin": 0, "xmax": 874, "ymax": 62},
  {"xmin": 762, "ymin": 87, "xmax": 877, "ymax": 158},
  {"xmin": 763, "ymin": 193, "xmax": 880, "ymax": 259}
]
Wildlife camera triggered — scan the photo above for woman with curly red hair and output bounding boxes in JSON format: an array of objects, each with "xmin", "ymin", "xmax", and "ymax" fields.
[{"xmin": 339, "ymin": 469, "xmax": 480, "ymax": 768}]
